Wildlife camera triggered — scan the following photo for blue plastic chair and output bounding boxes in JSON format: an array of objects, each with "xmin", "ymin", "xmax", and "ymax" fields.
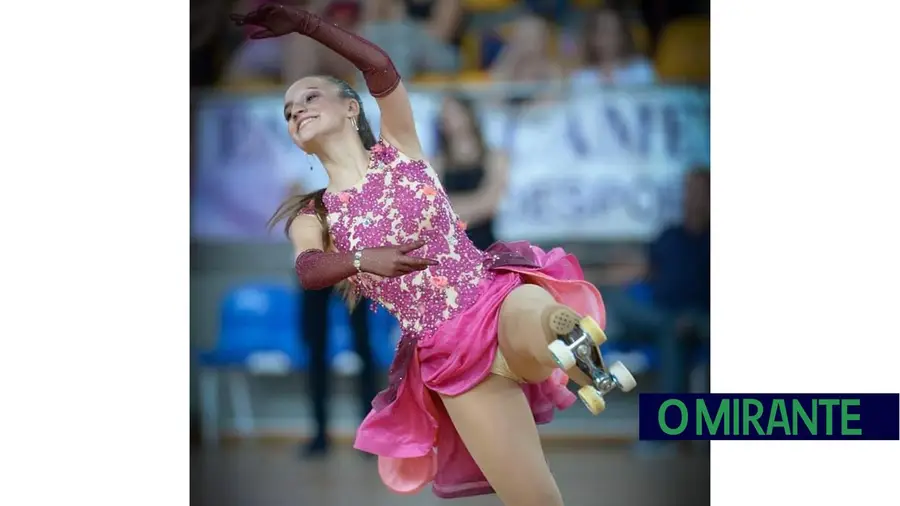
[
  {"xmin": 196, "ymin": 283, "xmax": 301, "ymax": 444},
  {"xmin": 369, "ymin": 304, "xmax": 401, "ymax": 369},
  {"xmin": 325, "ymin": 297, "xmax": 401, "ymax": 372},
  {"xmin": 624, "ymin": 281, "xmax": 653, "ymax": 305}
]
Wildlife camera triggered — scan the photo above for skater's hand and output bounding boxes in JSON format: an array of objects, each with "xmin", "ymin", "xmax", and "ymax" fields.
[
  {"xmin": 229, "ymin": 3, "xmax": 314, "ymax": 39},
  {"xmin": 359, "ymin": 240, "xmax": 439, "ymax": 278}
]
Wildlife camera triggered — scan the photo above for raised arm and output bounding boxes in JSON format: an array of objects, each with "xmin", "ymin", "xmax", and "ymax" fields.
[{"xmin": 232, "ymin": 4, "xmax": 423, "ymax": 158}]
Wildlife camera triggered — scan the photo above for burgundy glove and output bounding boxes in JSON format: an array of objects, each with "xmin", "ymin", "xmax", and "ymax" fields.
[
  {"xmin": 230, "ymin": 4, "xmax": 401, "ymax": 97},
  {"xmin": 295, "ymin": 240, "xmax": 438, "ymax": 290}
]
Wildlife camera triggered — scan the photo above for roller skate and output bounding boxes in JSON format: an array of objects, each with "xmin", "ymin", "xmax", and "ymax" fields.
[{"xmin": 542, "ymin": 305, "xmax": 637, "ymax": 415}]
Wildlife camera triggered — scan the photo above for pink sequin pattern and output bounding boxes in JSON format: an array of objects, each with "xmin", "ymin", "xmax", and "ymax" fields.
[{"xmin": 322, "ymin": 139, "xmax": 494, "ymax": 338}]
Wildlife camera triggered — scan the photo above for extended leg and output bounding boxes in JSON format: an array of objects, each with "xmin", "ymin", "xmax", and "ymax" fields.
[
  {"xmin": 497, "ymin": 284, "xmax": 593, "ymax": 386},
  {"xmin": 440, "ymin": 374, "xmax": 565, "ymax": 506}
]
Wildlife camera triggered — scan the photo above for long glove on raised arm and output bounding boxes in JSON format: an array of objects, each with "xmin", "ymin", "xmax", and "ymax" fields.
[{"xmin": 292, "ymin": 11, "xmax": 401, "ymax": 97}]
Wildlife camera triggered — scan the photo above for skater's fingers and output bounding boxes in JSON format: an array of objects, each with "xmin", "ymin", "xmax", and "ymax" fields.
[
  {"xmin": 250, "ymin": 28, "xmax": 276, "ymax": 39},
  {"xmin": 394, "ymin": 258, "xmax": 418, "ymax": 271},
  {"xmin": 399, "ymin": 256, "xmax": 437, "ymax": 269},
  {"xmin": 397, "ymin": 240, "xmax": 426, "ymax": 253},
  {"xmin": 393, "ymin": 265, "xmax": 415, "ymax": 275},
  {"xmin": 238, "ymin": 10, "xmax": 262, "ymax": 24}
]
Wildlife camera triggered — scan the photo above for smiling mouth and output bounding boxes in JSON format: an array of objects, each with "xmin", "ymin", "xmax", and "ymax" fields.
[{"xmin": 298, "ymin": 117, "xmax": 318, "ymax": 131}]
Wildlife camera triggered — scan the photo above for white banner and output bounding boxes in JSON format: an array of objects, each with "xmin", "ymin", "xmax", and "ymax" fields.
[
  {"xmin": 497, "ymin": 160, "xmax": 683, "ymax": 241},
  {"xmin": 492, "ymin": 89, "xmax": 709, "ymax": 241},
  {"xmin": 191, "ymin": 86, "xmax": 708, "ymax": 242}
]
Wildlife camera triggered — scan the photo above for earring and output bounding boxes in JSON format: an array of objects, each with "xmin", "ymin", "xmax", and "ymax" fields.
[{"xmin": 351, "ymin": 117, "xmax": 358, "ymax": 131}]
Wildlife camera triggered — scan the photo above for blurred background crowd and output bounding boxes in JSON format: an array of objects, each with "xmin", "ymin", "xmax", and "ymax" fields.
[
  {"xmin": 190, "ymin": 1, "xmax": 709, "ymax": 502},
  {"xmin": 192, "ymin": 0, "xmax": 709, "ymax": 88}
]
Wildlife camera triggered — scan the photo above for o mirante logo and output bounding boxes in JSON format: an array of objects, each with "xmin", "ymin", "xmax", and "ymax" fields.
[{"xmin": 638, "ymin": 394, "xmax": 899, "ymax": 440}]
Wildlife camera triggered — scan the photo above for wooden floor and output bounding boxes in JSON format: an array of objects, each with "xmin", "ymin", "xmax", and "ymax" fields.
[{"xmin": 191, "ymin": 441, "xmax": 710, "ymax": 506}]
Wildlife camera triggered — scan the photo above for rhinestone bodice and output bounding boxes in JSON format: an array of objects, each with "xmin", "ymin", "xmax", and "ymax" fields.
[{"xmin": 321, "ymin": 139, "xmax": 494, "ymax": 336}]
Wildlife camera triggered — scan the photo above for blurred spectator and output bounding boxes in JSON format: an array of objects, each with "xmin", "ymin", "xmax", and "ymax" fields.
[
  {"xmin": 433, "ymin": 95, "xmax": 509, "ymax": 250},
  {"xmin": 299, "ymin": 287, "xmax": 376, "ymax": 458},
  {"xmin": 403, "ymin": 0, "xmax": 466, "ymax": 48},
  {"xmin": 280, "ymin": 174, "xmax": 377, "ymax": 459},
  {"xmin": 570, "ymin": 7, "xmax": 656, "ymax": 88},
  {"xmin": 357, "ymin": 0, "xmax": 461, "ymax": 79},
  {"xmin": 490, "ymin": 14, "xmax": 563, "ymax": 84},
  {"xmin": 604, "ymin": 167, "xmax": 710, "ymax": 394}
]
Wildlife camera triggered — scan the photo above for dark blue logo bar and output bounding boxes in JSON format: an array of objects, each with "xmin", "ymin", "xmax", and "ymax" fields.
[{"xmin": 639, "ymin": 394, "xmax": 900, "ymax": 440}]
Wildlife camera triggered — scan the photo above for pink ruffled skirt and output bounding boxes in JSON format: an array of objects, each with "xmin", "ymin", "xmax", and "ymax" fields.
[{"xmin": 353, "ymin": 241, "xmax": 606, "ymax": 498}]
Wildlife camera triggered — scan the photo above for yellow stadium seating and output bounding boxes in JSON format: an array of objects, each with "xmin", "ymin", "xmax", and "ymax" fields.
[
  {"xmin": 409, "ymin": 70, "xmax": 492, "ymax": 88},
  {"xmin": 217, "ymin": 78, "xmax": 282, "ymax": 93},
  {"xmin": 457, "ymin": 70, "xmax": 492, "ymax": 83},
  {"xmin": 462, "ymin": 0, "xmax": 514, "ymax": 12},
  {"xmin": 630, "ymin": 21, "xmax": 651, "ymax": 55},
  {"xmin": 654, "ymin": 17, "xmax": 710, "ymax": 82},
  {"xmin": 461, "ymin": 31, "xmax": 482, "ymax": 71},
  {"xmin": 411, "ymin": 73, "xmax": 457, "ymax": 85}
]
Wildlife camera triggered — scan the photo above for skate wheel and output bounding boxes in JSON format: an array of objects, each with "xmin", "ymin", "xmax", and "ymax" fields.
[
  {"xmin": 579, "ymin": 316, "xmax": 607, "ymax": 346},
  {"xmin": 548, "ymin": 340, "xmax": 577, "ymax": 370},
  {"xmin": 577, "ymin": 385, "xmax": 606, "ymax": 415},
  {"xmin": 609, "ymin": 361, "xmax": 637, "ymax": 392}
]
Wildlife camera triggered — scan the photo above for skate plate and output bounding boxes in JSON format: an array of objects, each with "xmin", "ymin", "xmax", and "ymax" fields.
[{"xmin": 547, "ymin": 316, "xmax": 637, "ymax": 414}]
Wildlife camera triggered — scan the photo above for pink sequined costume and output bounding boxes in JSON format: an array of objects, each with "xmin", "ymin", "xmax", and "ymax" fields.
[
  {"xmin": 232, "ymin": 4, "xmax": 606, "ymax": 498},
  {"xmin": 300, "ymin": 140, "xmax": 606, "ymax": 498}
]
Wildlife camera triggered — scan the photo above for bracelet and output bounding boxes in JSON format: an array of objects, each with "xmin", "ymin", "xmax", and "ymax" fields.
[{"xmin": 353, "ymin": 250, "xmax": 363, "ymax": 273}]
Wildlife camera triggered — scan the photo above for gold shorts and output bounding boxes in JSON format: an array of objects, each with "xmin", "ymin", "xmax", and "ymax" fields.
[{"xmin": 489, "ymin": 348, "xmax": 525, "ymax": 383}]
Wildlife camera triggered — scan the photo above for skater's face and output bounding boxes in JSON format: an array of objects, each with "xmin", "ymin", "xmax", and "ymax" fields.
[{"xmin": 284, "ymin": 76, "xmax": 360, "ymax": 153}]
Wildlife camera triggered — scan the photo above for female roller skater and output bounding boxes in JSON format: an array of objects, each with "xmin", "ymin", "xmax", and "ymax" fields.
[{"xmin": 232, "ymin": 4, "xmax": 635, "ymax": 505}]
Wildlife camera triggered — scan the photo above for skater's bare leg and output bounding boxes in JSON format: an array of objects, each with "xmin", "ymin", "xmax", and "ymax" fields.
[
  {"xmin": 498, "ymin": 284, "xmax": 593, "ymax": 386},
  {"xmin": 440, "ymin": 374, "xmax": 564, "ymax": 506}
]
